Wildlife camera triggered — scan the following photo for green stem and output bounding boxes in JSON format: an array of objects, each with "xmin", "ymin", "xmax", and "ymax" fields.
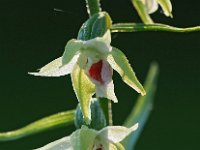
[
  {"xmin": 99, "ymin": 98, "xmax": 113, "ymax": 126},
  {"xmin": 85, "ymin": 0, "xmax": 101, "ymax": 17},
  {"xmin": 108, "ymin": 100, "xmax": 113, "ymax": 126},
  {"xmin": 0, "ymin": 110, "xmax": 75, "ymax": 141},
  {"xmin": 111, "ymin": 23, "xmax": 200, "ymax": 33}
]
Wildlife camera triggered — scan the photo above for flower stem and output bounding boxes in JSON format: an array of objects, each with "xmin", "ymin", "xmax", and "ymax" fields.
[
  {"xmin": 99, "ymin": 98, "xmax": 113, "ymax": 126},
  {"xmin": 108, "ymin": 100, "xmax": 113, "ymax": 125},
  {"xmin": 85, "ymin": 0, "xmax": 101, "ymax": 17}
]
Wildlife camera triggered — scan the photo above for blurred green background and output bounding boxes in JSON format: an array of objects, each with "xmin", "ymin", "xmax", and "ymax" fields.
[{"xmin": 0, "ymin": 0, "xmax": 200, "ymax": 149}]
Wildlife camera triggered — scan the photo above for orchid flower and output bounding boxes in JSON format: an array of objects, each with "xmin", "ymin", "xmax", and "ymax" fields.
[
  {"xmin": 35, "ymin": 123, "xmax": 139, "ymax": 150},
  {"xmin": 29, "ymin": 24, "xmax": 145, "ymax": 124},
  {"xmin": 29, "ymin": 29, "xmax": 145, "ymax": 124},
  {"xmin": 142, "ymin": 0, "xmax": 172, "ymax": 17}
]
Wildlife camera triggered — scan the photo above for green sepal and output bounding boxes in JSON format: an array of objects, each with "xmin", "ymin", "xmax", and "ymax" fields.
[
  {"xmin": 77, "ymin": 12, "xmax": 112, "ymax": 41},
  {"xmin": 156, "ymin": 0, "xmax": 172, "ymax": 17},
  {"xmin": 107, "ymin": 47, "xmax": 146, "ymax": 96},
  {"xmin": 75, "ymin": 98, "xmax": 107, "ymax": 130},
  {"xmin": 71, "ymin": 64, "xmax": 95, "ymax": 125}
]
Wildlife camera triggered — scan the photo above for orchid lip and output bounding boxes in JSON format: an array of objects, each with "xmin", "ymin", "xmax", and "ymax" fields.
[{"xmin": 89, "ymin": 60, "xmax": 104, "ymax": 84}]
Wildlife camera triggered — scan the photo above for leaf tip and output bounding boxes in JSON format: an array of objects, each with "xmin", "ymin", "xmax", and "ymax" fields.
[{"xmin": 140, "ymin": 89, "xmax": 146, "ymax": 96}]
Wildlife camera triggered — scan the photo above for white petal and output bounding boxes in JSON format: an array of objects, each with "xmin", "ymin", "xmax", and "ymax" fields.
[
  {"xmin": 103, "ymin": 30, "xmax": 111, "ymax": 47},
  {"xmin": 147, "ymin": 0, "xmax": 159, "ymax": 14},
  {"xmin": 97, "ymin": 123, "xmax": 139, "ymax": 143},
  {"xmin": 101, "ymin": 60, "xmax": 113, "ymax": 84},
  {"xmin": 29, "ymin": 54, "xmax": 79, "ymax": 77},
  {"xmin": 34, "ymin": 136, "xmax": 73, "ymax": 150},
  {"xmin": 96, "ymin": 80, "xmax": 118, "ymax": 103},
  {"xmin": 83, "ymin": 30, "xmax": 112, "ymax": 55},
  {"xmin": 142, "ymin": 0, "xmax": 158, "ymax": 14}
]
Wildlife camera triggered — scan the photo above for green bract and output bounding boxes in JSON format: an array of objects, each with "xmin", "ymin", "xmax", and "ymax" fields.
[
  {"xmin": 29, "ymin": 12, "xmax": 145, "ymax": 125},
  {"xmin": 35, "ymin": 123, "xmax": 139, "ymax": 150},
  {"xmin": 78, "ymin": 11, "xmax": 112, "ymax": 40},
  {"xmin": 75, "ymin": 99, "xmax": 107, "ymax": 130}
]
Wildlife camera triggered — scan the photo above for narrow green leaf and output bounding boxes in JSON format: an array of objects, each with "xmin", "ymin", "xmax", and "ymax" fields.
[
  {"xmin": 0, "ymin": 110, "xmax": 75, "ymax": 141},
  {"xmin": 71, "ymin": 64, "xmax": 95, "ymax": 124},
  {"xmin": 111, "ymin": 23, "xmax": 200, "ymax": 33},
  {"xmin": 107, "ymin": 47, "xmax": 146, "ymax": 96},
  {"xmin": 62, "ymin": 39, "xmax": 83, "ymax": 65},
  {"xmin": 122, "ymin": 63, "xmax": 159, "ymax": 150},
  {"xmin": 156, "ymin": 0, "xmax": 172, "ymax": 17},
  {"xmin": 131, "ymin": 0, "xmax": 153, "ymax": 24}
]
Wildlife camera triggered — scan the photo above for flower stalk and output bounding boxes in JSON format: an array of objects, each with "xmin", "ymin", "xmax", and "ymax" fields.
[
  {"xmin": 85, "ymin": 0, "xmax": 101, "ymax": 17},
  {"xmin": 99, "ymin": 98, "xmax": 113, "ymax": 126}
]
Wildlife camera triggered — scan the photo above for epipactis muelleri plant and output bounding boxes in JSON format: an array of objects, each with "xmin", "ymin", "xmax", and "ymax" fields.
[{"xmin": 1, "ymin": 0, "xmax": 200, "ymax": 149}]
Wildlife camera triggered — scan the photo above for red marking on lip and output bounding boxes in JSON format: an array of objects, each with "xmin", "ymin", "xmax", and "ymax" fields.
[
  {"xmin": 96, "ymin": 144, "xmax": 103, "ymax": 150},
  {"xmin": 89, "ymin": 60, "xmax": 103, "ymax": 83}
]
